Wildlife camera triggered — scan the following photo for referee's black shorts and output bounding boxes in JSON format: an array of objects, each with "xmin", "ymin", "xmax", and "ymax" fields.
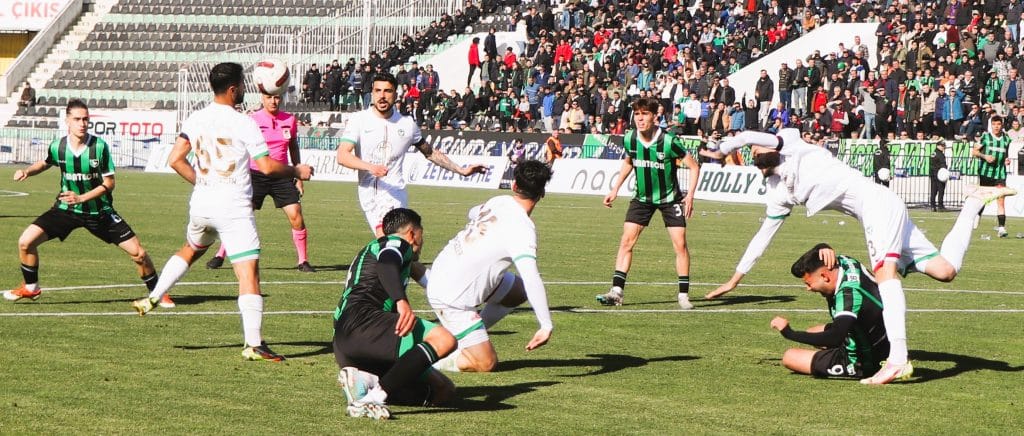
[
  {"xmin": 250, "ymin": 171, "xmax": 301, "ymax": 210},
  {"xmin": 624, "ymin": 198, "xmax": 687, "ymax": 227},
  {"xmin": 32, "ymin": 206, "xmax": 136, "ymax": 244}
]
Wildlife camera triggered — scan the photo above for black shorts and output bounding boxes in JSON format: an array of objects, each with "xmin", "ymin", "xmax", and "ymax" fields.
[
  {"xmin": 333, "ymin": 303, "xmax": 438, "ymax": 405},
  {"xmin": 250, "ymin": 171, "xmax": 301, "ymax": 210},
  {"xmin": 979, "ymin": 175, "xmax": 1006, "ymax": 187},
  {"xmin": 810, "ymin": 348, "xmax": 880, "ymax": 379},
  {"xmin": 32, "ymin": 207, "xmax": 136, "ymax": 245},
  {"xmin": 625, "ymin": 198, "xmax": 687, "ymax": 227}
]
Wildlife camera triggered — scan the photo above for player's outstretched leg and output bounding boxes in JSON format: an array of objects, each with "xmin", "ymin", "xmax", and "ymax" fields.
[
  {"xmin": 4, "ymin": 226, "xmax": 46, "ymax": 302},
  {"xmin": 132, "ymin": 244, "xmax": 203, "ymax": 316},
  {"xmin": 937, "ymin": 185, "xmax": 1018, "ymax": 274}
]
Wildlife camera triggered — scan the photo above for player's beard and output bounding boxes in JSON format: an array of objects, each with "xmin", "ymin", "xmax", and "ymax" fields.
[{"xmin": 753, "ymin": 151, "xmax": 781, "ymax": 176}]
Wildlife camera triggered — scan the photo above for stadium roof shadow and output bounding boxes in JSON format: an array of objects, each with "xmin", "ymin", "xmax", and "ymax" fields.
[
  {"xmin": 901, "ymin": 349, "xmax": 1024, "ymax": 384},
  {"xmin": 398, "ymin": 381, "xmax": 562, "ymax": 415},
  {"xmin": 498, "ymin": 354, "xmax": 698, "ymax": 377}
]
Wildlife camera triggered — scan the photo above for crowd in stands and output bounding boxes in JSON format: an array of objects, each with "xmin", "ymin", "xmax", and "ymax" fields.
[{"xmin": 295, "ymin": 0, "xmax": 1024, "ymax": 144}]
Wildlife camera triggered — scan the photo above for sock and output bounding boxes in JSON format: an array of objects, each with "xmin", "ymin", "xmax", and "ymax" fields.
[
  {"xmin": 216, "ymin": 245, "xmax": 227, "ymax": 259},
  {"xmin": 148, "ymin": 255, "xmax": 189, "ymax": 301},
  {"xmin": 612, "ymin": 270, "xmax": 627, "ymax": 290},
  {"xmin": 481, "ymin": 302, "xmax": 516, "ymax": 329},
  {"xmin": 998, "ymin": 214, "xmax": 1006, "ymax": 227},
  {"xmin": 878, "ymin": 279, "xmax": 908, "ymax": 365},
  {"xmin": 942, "ymin": 197, "xmax": 983, "ymax": 272},
  {"xmin": 141, "ymin": 273, "xmax": 159, "ymax": 292},
  {"xmin": 237, "ymin": 294, "xmax": 264, "ymax": 347},
  {"xmin": 678, "ymin": 275, "xmax": 690, "ymax": 295},
  {"xmin": 292, "ymin": 228, "xmax": 308, "ymax": 264},
  {"xmin": 20, "ymin": 263, "xmax": 39, "ymax": 290},
  {"xmin": 380, "ymin": 342, "xmax": 439, "ymax": 395},
  {"xmin": 432, "ymin": 348, "xmax": 462, "ymax": 372}
]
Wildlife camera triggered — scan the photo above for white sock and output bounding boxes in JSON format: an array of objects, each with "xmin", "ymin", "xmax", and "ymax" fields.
[
  {"xmin": 941, "ymin": 197, "xmax": 984, "ymax": 272},
  {"xmin": 148, "ymin": 255, "xmax": 189, "ymax": 301},
  {"xmin": 432, "ymin": 348, "xmax": 462, "ymax": 372},
  {"xmin": 480, "ymin": 303, "xmax": 516, "ymax": 329},
  {"xmin": 237, "ymin": 294, "xmax": 264, "ymax": 347},
  {"xmin": 878, "ymin": 279, "xmax": 908, "ymax": 365}
]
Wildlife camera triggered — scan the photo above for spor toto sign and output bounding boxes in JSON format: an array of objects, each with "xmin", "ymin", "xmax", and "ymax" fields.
[
  {"xmin": 58, "ymin": 110, "xmax": 176, "ymax": 142},
  {"xmin": 0, "ymin": 0, "xmax": 70, "ymax": 31}
]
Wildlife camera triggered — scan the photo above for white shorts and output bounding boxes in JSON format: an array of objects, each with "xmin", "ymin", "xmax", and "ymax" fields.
[
  {"xmin": 428, "ymin": 272, "xmax": 517, "ymax": 349},
  {"xmin": 860, "ymin": 193, "xmax": 937, "ymax": 273},
  {"xmin": 357, "ymin": 186, "xmax": 408, "ymax": 233},
  {"xmin": 433, "ymin": 306, "xmax": 489, "ymax": 348},
  {"xmin": 186, "ymin": 215, "xmax": 260, "ymax": 263}
]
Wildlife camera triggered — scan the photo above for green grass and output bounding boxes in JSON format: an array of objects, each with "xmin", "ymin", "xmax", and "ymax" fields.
[{"xmin": 0, "ymin": 166, "xmax": 1022, "ymax": 434}]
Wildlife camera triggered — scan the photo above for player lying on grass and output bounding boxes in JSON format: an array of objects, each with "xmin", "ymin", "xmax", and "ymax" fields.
[
  {"xmin": 771, "ymin": 243, "xmax": 889, "ymax": 379},
  {"xmin": 4, "ymin": 99, "xmax": 168, "ymax": 307},
  {"xmin": 335, "ymin": 208, "xmax": 457, "ymax": 420},
  {"xmin": 705, "ymin": 128, "xmax": 1016, "ymax": 385},
  {"xmin": 427, "ymin": 160, "xmax": 554, "ymax": 373}
]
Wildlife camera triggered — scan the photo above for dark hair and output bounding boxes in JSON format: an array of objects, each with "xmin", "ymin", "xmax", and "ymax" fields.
[
  {"xmin": 790, "ymin": 243, "xmax": 833, "ymax": 278},
  {"xmin": 381, "ymin": 208, "xmax": 422, "ymax": 235},
  {"xmin": 372, "ymin": 72, "xmax": 399, "ymax": 90},
  {"xmin": 472, "ymin": 37, "xmax": 480, "ymax": 44},
  {"xmin": 631, "ymin": 97, "xmax": 661, "ymax": 113},
  {"xmin": 209, "ymin": 62, "xmax": 244, "ymax": 95},
  {"xmin": 66, "ymin": 98, "xmax": 88, "ymax": 115},
  {"xmin": 991, "ymin": 115, "xmax": 1004, "ymax": 124},
  {"xmin": 513, "ymin": 160, "xmax": 553, "ymax": 201}
]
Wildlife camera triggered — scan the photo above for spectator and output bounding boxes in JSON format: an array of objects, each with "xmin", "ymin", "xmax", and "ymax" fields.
[
  {"xmin": 302, "ymin": 65, "xmax": 321, "ymax": 103},
  {"xmin": 467, "ymin": 37, "xmax": 481, "ymax": 86},
  {"xmin": 484, "ymin": 27, "xmax": 498, "ymax": 60},
  {"xmin": 543, "ymin": 130, "xmax": 562, "ymax": 167}
]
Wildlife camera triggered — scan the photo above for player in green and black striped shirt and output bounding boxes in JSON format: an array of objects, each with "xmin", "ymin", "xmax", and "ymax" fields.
[
  {"xmin": 771, "ymin": 243, "xmax": 889, "ymax": 379},
  {"xmin": 972, "ymin": 115, "xmax": 1012, "ymax": 237},
  {"xmin": 333, "ymin": 208, "xmax": 457, "ymax": 420},
  {"xmin": 597, "ymin": 97, "xmax": 701, "ymax": 309},
  {"xmin": 3, "ymin": 99, "xmax": 163, "ymax": 304}
]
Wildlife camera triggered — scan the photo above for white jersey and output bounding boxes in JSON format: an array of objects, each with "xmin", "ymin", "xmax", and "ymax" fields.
[
  {"xmin": 180, "ymin": 103, "xmax": 269, "ymax": 218},
  {"xmin": 427, "ymin": 195, "xmax": 552, "ymax": 331},
  {"xmin": 341, "ymin": 108, "xmax": 423, "ymax": 191}
]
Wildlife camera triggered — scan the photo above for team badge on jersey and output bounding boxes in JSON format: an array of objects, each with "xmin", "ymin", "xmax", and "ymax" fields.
[
  {"xmin": 282, "ymin": 129, "xmax": 291, "ymax": 140},
  {"xmin": 657, "ymin": 152, "xmax": 665, "ymax": 160},
  {"xmin": 397, "ymin": 129, "xmax": 406, "ymax": 137},
  {"xmin": 90, "ymin": 159, "xmax": 99, "ymax": 168}
]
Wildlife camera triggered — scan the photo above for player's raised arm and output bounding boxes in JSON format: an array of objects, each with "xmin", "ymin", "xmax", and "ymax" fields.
[
  {"xmin": 718, "ymin": 130, "xmax": 781, "ymax": 154},
  {"xmin": 512, "ymin": 255, "xmax": 552, "ymax": 351},
  {"xmin": 336, "ymin": 139, "xmax": 388, "ymax": 177},
  {"xmin": 706, "ymin": 209, "xmax": 789, "ymax": 299},
  {"xmin": 414, "ymin": 139, "xmax": 488, "ymax": 177},
  {"xmin": 603, "ymin": 156, "xmax": 634, "ymax": 208},
  {"xmin": 168, "ymin": 135, "xmax": 197, "ymax": 185},
  {"xmin": 13, "ymin": 159, "xmax": 52, "ymax": 181},
  {"xmin": 774, "ymin": 315, "xmax": 855, "ymax": 348}
]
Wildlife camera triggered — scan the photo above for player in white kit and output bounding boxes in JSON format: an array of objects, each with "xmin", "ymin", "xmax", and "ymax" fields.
[
  {"xmin": 705, "ymin": 128, "xmax": 1016, "ymax": 384},
  {"xmin": 427, "ymin": 160, "xmax": 554, "ymax": 373},
  {"xmin": 336, "ymin": 72, "xmax": 488, "ymax": 237},
  {"xmin": 130, "ymin": 63, "xmax": 314, "ymax": 361}
]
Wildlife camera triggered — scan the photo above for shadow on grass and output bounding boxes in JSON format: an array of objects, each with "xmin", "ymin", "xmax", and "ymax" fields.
[
  {"xmin": 698, "ymin": 294, "xmax": 797, "ymax": 307},
  {"xmin": 161, "ymin": 295, "xmax": 245, "ymax": 306},
  {"xmin": 0, "ymin": 215, "xmax": 37, "ymax": 219},
  {"xmin": 174, "ymin": 340, "xmax": 334, "ymax": 359},
  {"xmin": 398, "ymin": 381, "xmax": 561, "ymax": 415},
  {"xmin": 498, "ymin": 354, "xmax": 698, "ymax": 377},
  {"xmin": 262, "ymin": 263, "xmax": 350, "ymax": 272},
  {"xmin": 904, "ymin": 349, "xmax": 1024, "ymax": 383},
  {"xmin": 36, "ymin": 298, "xmax": 137, "ymax": 305}
]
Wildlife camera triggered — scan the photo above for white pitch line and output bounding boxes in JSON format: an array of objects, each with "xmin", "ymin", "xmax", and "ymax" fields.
[
  {"xmin": 0, "ymin": 190, "xmax": 29, "ymax": 197},
  {"xmin": 3, "ymin": 308, "xmax": 1024, "ymax": 317},
  {"xmin": 36, "ymin": 280, "xmax": 1024, "ymax": 296}
]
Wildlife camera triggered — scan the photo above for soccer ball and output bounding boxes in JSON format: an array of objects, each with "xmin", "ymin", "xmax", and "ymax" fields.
[
  {"xmin": 253, "ymin": 58, "xmax": 290, "ymax": 96},
  {"xmin": 877, "ymin": 167, "xmax": 891, "ymax": 182},
  {"xmin": 937, "ymin": 168, "xmax": 950, "ymax": 182}
]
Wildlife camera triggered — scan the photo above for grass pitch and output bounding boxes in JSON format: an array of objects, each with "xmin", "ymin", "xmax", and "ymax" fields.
[{"xmin": 0, "ymin": 166, "xmax": 1022, "ymax": 434}]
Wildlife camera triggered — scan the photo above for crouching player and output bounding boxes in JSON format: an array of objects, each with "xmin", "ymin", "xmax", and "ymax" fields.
[
  {"xmin": 427, "ymin": 160, "xmax": 554, "ymax": 372},
  {"xmin": 771, "ymin": 243, "xmax": 889, "ymax": 380},
  {"xmin": 334, "ymin": 208, "xmax": 457, "ymax": 420}
]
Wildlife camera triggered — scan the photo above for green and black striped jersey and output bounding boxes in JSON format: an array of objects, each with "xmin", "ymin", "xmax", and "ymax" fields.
[
  {"xmin": 829, "ymin": 256, "xmax": 888, "ymax": 371},
  {"xmin": 334, "ymin": 235, "xmax": 414, "ymax": 320},
  {"xmin": 623, "ymin": 129, "xmax": 689, "ymax": 204},
  {"xmin": 44, "ymin": 135, "xmax": 115, "ymax": 215},
  {"xmin": 977, "ymin": 132, "xmax": 1010, "ymax": 180}
]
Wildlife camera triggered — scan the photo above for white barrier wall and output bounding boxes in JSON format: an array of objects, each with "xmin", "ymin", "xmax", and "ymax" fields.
[{"xmin": 727, "ymin": 23, "xmax": 879, "ymax": 107}]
